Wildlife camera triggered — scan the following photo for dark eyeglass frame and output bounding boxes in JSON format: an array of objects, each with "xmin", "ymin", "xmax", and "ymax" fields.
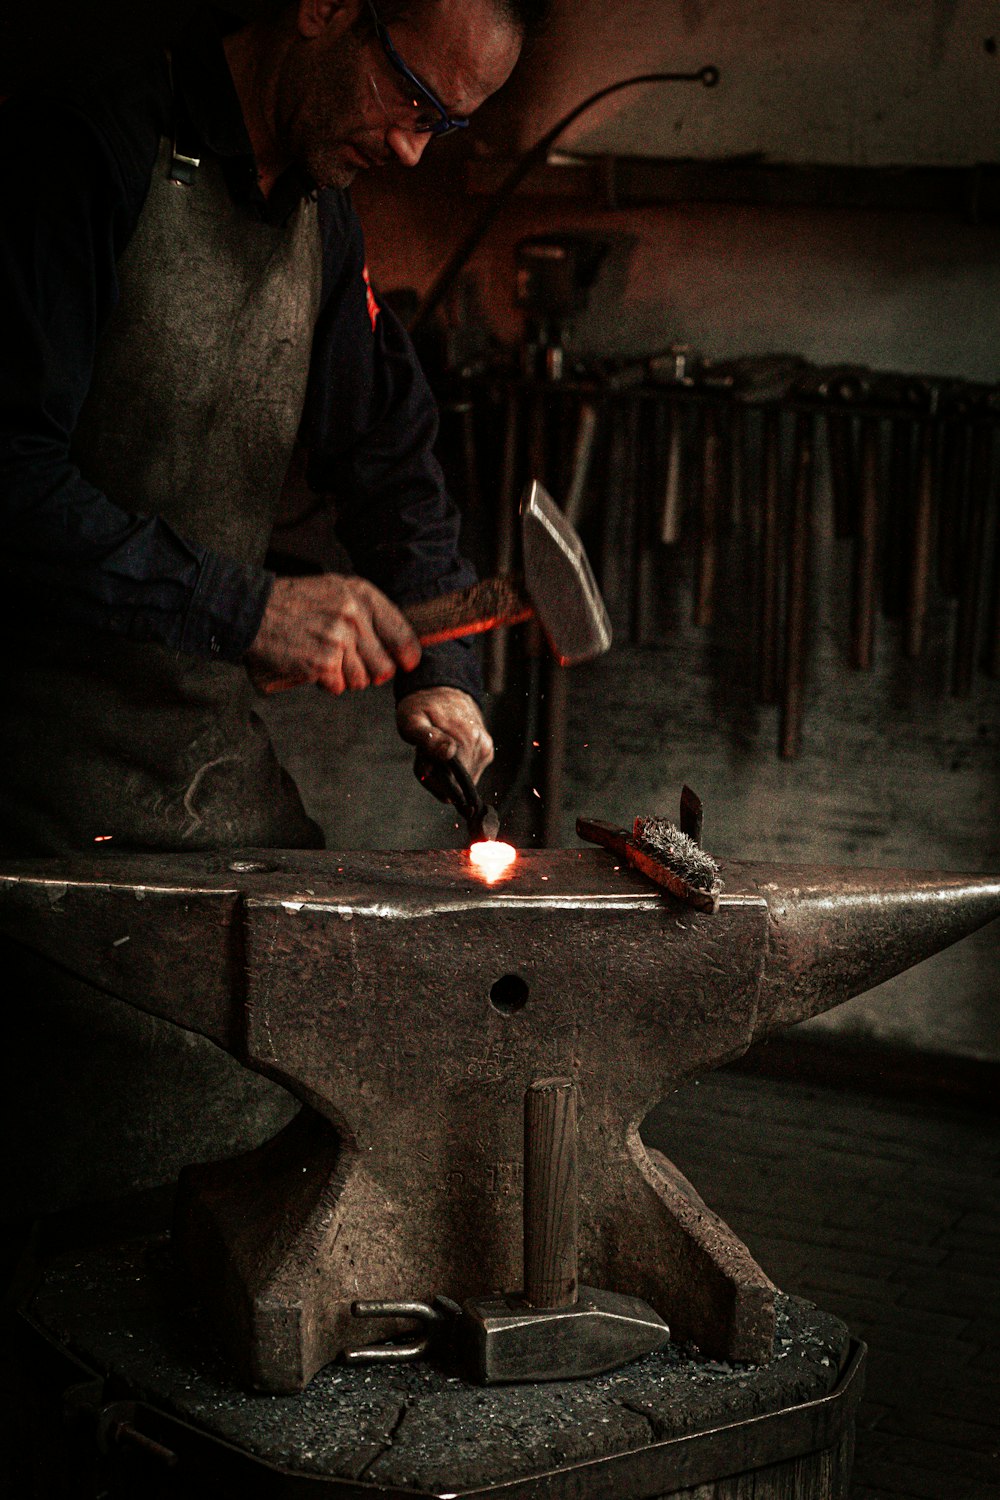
[{"xmin": 365, "ymin": 0, "xmax": 470, "ymax": 137}]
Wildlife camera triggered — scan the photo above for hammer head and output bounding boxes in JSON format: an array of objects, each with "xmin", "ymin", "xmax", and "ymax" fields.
[
  {"xmin": 520, "ymin": 481, "xmax": 612, "ymax": 666},
  {"xmin": 463, "ymin": 1286, "xmax": 669, "ymax": 1384}
]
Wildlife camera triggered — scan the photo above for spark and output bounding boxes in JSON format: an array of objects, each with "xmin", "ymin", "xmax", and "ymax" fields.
[
  {"xmin": 93, "ymin": 835, "xmax": 113, "ymax": 843},
  {"xmin": 468, "ymin": 841, "xmax": 517, "ymax": 884}
]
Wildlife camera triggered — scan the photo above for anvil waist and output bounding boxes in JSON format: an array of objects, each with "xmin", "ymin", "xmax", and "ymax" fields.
[{"xmin": 0, "ymin": 141, "xmax": 324, "ymax": 855}]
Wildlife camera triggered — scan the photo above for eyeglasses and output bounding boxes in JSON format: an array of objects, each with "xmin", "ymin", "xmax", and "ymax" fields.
[{"xmin": 365, "ymin": 0, "xmax": 469, "ymax": 137}]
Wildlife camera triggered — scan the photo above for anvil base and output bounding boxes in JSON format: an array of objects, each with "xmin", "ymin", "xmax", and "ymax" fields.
[{"xmin": 18, "ymin": 1232, "xmax": 864, "ymax": 1500}]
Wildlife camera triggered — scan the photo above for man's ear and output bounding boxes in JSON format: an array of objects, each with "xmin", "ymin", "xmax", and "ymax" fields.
[{"xmin": 295, "ymin": 0, "xmax": 360, "ymax": 41}]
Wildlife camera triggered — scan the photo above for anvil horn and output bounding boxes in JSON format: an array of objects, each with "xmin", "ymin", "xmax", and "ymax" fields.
[{"xmin": 730, "ymin": 863, "xmax": 1000, "ymax": 1037}]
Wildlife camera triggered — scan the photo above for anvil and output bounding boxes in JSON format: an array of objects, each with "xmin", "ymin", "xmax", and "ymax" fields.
[{"xmin": 1, "ymin": 847, "xmax": 997, "ymax": 1393}]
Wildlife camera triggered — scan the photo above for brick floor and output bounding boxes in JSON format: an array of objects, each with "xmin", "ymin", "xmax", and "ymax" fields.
[{"xmin": 644, "ymin": 1070, "xmax": 1000, "ymax": 1499}]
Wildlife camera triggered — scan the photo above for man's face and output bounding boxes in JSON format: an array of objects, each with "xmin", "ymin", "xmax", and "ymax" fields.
[{"xmin": 275, "ymin": 0, "xmax": 523, "ymax": 190}]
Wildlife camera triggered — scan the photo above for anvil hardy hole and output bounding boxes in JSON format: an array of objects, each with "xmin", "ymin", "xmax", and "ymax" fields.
[{"xmin": 490, "ymin": 974, "xmax": 529, "ymax": 1014}]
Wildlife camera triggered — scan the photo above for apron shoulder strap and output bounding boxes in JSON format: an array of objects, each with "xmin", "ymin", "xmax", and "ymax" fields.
[{"xmin": 164, "ymin": 48, "xmax": 201, "ymax": 187}]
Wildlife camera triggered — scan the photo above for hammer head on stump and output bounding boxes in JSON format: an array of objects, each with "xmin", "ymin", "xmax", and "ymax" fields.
[
  {"xmin": 464, "ymin": 1288, "xmax": 670, "ymax": 1384},
  {"xmin": 521, "ymin": 480, "xmax": 612, "ymax": 666}
]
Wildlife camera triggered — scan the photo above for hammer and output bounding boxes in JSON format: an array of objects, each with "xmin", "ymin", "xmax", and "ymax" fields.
[
  {"xmin": 460, "ymin": 1077, "xmax": 670, "ymax": 1383},
  {"xmin": 349, "ymin": 1077, "xmax": 670, "ymax": 1383},
  {"xmin": 260, "ymin": 481, "xmax": 610, "ymax": 692},
  {"xmin": 404, "ymin": 480, "xmax": 611, "ymax": 666}
]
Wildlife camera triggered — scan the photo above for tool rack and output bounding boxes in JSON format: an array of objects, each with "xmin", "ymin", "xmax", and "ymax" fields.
[{"xmin": 446, "ymin": 354, "xmax": 1000, "ymax": 830}]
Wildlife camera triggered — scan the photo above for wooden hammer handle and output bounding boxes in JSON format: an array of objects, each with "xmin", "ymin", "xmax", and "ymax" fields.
[
  {"xmin": 523, "ymin": 1076, "xmax": 579, "ymax": 1309},
  {"xmin": 405, "ymin": 576, "xmax": 532, "ymax": 647},
  {"xmin": 255, "ymin": 575, "xmax": 533, "ymax": 694}
]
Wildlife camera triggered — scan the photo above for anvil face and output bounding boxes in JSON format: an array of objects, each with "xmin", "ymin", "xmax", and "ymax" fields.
[{"xmin": 2, "ymin": 847, "xmax": 997, "ymax": 1392}]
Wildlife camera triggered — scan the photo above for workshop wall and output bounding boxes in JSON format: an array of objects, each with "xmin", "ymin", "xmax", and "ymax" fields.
[
  {"xmin": 492, "ymin": 0, "xmax": 1000, "ymax": 166},
  {"xmin": 351, "ymin": 0, "xmax": 1000, "ymax": 373},
  {"xmin": 364, "ymin": 181, "xmax": 1000, "ymax": 380}
]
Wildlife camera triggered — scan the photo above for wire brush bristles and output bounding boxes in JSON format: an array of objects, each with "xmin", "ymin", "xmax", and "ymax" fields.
[{"xmin": 633, "ymin": 817, "xmax": 721, "ymax": 895}]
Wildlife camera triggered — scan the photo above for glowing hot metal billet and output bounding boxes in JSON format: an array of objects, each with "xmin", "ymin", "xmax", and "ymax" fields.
[
  {"xmin": 0, "ymin": 845, "xmax": 997, "ymax": 1392},
  {"xmin": 468, "ymin": 840, "xmax": 517, "ymax": 883}
]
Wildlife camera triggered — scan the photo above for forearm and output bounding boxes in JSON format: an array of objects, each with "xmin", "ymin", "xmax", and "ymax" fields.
[
  {"xmin": 1, "ymin": 454, "xmax": 272, "ymax": 660},
  {"xmin": 309, "ymin": 370, "xmax": 481, "ymax": 698},
  {"xmin": 313, "ymin": 378, "xmax": 475, "ymax": 590},
  {"xmin": 325, "ymin": 448, "xmax": 481, "ymax": 701}
]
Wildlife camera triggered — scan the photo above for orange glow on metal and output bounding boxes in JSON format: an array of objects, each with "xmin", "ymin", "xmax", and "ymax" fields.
[{"xmin": 468, "ymin": 840, "xmax": 517, "ymax": 883}]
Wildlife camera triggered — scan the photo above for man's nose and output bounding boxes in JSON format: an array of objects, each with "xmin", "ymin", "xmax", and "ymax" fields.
[{"xmin": 386, "ymin": 127, "xmax": 432, "ymax": 167}]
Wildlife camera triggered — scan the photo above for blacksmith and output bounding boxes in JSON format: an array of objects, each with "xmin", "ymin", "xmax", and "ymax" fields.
[
  {"xmin": 0, "ymin": 0, "xmax": 540, "ymax": 856},
  {"xmin": 0, "ymin": 0, "xmax": 541, "ymax": 1211}
]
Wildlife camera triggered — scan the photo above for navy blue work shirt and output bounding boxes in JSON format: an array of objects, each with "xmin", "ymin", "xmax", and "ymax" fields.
[{"xmin": 0, "ymin": 16, "xmax": 480, "ymax": 702}]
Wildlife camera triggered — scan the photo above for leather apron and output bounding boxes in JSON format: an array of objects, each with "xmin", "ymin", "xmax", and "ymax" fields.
[
  {"xmin": 0, "ymin": 140, "xmax": 325, "ymax": 1218},
  {"xmin": 0, "ymin": 139, "xmax": 324, "ymax": 855}
]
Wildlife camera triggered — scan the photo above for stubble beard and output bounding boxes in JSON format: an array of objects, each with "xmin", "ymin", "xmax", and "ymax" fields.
[
  {"xmin": 313, "ymin": 158, "xmax": 358, "ymax": 190},
  {"xmin": 276, "ymin": 29, "xmax": 374, "ymax": 191}
]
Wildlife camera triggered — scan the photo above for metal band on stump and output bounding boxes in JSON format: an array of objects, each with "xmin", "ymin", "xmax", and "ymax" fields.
[{"xmin": 523, "ymin": 1076, "xmax": 579, "ymax": 1309}]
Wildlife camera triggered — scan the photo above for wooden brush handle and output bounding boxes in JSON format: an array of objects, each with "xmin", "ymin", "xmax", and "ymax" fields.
[
  {"xmin": 577, "ymin": 817, "xmax": 718, "ymax": 912},
  {"xmin": 405, "ymin": 576, "xmax": 532, "ymax": 646},
  {"xmin": 523, "ymin": 1077, "xmax": 579, "ymax": 1309},
  {"xmin": 576, "ymin": 817, "xmax": 630, "ymax": 857}
]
